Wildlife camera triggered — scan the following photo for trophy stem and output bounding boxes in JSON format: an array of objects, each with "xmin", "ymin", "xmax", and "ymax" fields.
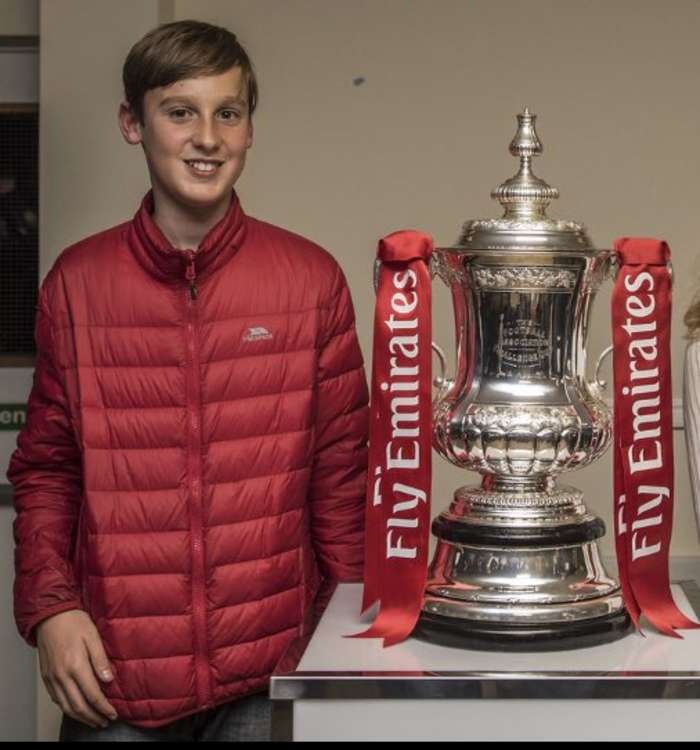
[{"xmin": 489, "ymin": 475, "xmax": 551, "ymax": 493}]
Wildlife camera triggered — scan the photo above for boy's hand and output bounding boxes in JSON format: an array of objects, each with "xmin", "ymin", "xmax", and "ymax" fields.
[{"xmin": 36, "ymin": 610, "xmax": 119, "ymax": 728}]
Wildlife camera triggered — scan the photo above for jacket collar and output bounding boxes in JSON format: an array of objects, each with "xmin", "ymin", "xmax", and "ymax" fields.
[{"xmin": 126, "ymin": 190, "xmax": 247, "ymax": 283}]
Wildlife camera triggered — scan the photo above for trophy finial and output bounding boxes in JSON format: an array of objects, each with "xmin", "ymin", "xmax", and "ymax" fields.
[
  {"xmin": 492, "ymin": 109, "xmax": 559, "ymax": 220},
  {"xmin": 509, "ymin": 108, "xmax": 542, "ymax": 157}
]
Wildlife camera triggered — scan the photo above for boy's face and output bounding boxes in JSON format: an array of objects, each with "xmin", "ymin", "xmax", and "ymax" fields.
[{"xmin": 119, "ymin": 65, "xmax": 253, "ymax": 216}]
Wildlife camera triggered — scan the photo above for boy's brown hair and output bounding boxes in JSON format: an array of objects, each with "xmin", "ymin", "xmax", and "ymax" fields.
[{"xmin": 122, "ymin": 19, "xmax": 258, "ymax": 124}]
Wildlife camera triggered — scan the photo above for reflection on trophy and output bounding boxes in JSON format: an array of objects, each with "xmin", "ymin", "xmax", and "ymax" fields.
[{"xmin": 414, "ymin": 109, "xmax": 632, "ymax": 650}]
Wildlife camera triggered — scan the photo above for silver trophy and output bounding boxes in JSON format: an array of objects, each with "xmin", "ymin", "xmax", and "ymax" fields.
[{"xmin": 414, "ymin": 109, "xmax": 631, "ymax": 649}]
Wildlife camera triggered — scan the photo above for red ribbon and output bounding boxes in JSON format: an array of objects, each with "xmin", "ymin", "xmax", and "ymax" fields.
[
  {"xmin": 612, "ymin": 237, "xmax": 699, "ymax": 636},
  {"xmin": 351, "ymin": 230, "xmax": 433, "ymax": 647}
]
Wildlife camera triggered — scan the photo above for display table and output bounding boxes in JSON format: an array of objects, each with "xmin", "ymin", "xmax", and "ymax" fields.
[{"xmin": 270, "ymin": 582, "xmax": 700, "ymax": 741}]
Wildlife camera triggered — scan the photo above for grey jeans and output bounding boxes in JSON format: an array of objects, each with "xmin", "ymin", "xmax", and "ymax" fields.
[{"xmin": 59, "ymin": 692, "xmax": 272, "ymax": 742}]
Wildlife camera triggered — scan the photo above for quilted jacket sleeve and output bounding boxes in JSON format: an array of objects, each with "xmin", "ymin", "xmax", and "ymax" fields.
[
  {"xmin": 7, "ymin": 283, "xmax": 84, "ymax": 647},
  {"xmin": 310, "ymin": 264, "xmax": 369, "ymax": 582}
]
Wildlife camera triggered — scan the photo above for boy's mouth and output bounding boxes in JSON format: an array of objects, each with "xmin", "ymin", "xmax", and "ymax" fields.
[{"xmin": 184, "ymin": 159, "xmax": 224, "ymax": 176}]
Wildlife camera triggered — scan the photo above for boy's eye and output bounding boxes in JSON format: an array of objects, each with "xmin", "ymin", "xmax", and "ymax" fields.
[
  {"xmin": 219, "ymin": 109, "xmax": 241, "ymax": 121},
  {"xmin": 169, "ymin": 108, "xmax": 191, "ymax": 120}
]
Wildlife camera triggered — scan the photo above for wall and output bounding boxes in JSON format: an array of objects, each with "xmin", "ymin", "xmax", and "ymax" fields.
[
  {"xmin": 0, "ymin": 1, "xmax": 39, "ymax": 740},
  {"xmin": 39, "ymin": 0, "xmax": 161, "ymax": 272},
  {"xmin": 0, "ymin": 0, "xmax": 38, "ymax": 36}
]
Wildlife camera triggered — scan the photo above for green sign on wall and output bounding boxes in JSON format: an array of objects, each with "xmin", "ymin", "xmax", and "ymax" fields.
[{"xmin": 0, "ymin": 405, "xmax": 27, "ymax": 431}]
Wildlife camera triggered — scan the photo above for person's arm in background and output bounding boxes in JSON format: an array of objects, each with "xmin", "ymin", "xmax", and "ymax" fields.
[
  {"xmin": 684, "ymin": 339, "xmax": 700, "ymax": 539},
  {"xmin": 8, "ymin": 281, "xmax": 116, "ymax": 728},
  {"xmin": 309, "ymin": 264, "xmax": 369, "ymax": 593}
]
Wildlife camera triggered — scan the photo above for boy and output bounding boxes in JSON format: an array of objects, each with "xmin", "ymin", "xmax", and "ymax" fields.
[{"xmin": 8, "ymin": 20, "xmax": 368, "ymax": 742}]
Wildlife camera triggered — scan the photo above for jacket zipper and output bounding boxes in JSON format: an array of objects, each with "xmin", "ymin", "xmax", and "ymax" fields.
[
  {"xmin": 183, "ymin": 251, "xmax": 212, "ymax": 708},
  {"xmin": 185, "ymin": 255, "xmax": 198, "ymax": 300}
]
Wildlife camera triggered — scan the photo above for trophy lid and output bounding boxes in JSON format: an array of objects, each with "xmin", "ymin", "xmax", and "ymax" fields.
[{"xmin": 456, "ymin": 109, "xmax": 595, "ymax": 253}]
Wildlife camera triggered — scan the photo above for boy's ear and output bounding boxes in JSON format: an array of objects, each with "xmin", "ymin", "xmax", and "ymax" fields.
[
  {"xmin": 118, "ymin": 101, "xmax": 143, "ymax": 145},
  {"xmin": 246, "ymin": 119, "xmax": 254, "ymax": 150}
]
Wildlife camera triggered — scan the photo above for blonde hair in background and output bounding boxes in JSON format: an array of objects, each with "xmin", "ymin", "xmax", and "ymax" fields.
[{"xmin": 685, "ymin": 293, "xmax": 700, "ymax": 340}]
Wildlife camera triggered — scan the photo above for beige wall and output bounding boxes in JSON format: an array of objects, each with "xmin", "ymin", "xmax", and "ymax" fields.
[
  {"xmin": 39, "ymin": 0, "xmax": 161, "ymax": 277},
  {"xmin": 0, "ymin": 0, "xmax": 38, "ymax": 36}
]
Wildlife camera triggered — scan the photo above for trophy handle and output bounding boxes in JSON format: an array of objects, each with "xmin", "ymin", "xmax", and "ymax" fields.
[
  {"xmin": 432, "ymin": 342, "xmax": 447, "ymax": 388},
  {"xmin": 593, "ymin": 344, "xmax": 614, "ymax": 394},
  {"xmin": 610, "ymin": 252, "xmax": 675, "ymax": 287},
  {"xmin": 432, "ymin": 341, "xmax": 454, "ymax": 398}
]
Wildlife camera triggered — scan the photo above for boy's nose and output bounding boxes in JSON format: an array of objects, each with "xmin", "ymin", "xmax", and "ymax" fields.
[{"xmin": 191, "ymin": 118, "xmax": 221, "ymax": 151}]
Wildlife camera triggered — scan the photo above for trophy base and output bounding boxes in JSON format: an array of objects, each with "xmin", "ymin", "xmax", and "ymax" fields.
[
  {"xmin": 412, "ymin": 606, "xmax": 633, "ymax": 652},
  {"xmin": 420, "ymin": 482, "xmax": 633, "ymax": 650}
]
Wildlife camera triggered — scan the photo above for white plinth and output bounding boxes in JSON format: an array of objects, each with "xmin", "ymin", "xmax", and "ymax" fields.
[{"xmin": 271, "ymin": 582, "xmax": 700, "ymax": 741}]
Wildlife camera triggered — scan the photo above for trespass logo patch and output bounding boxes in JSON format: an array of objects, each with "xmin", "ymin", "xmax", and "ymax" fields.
[{"xmin": 243, "ymin": 326, "xmax": 273, "ymax": 342}]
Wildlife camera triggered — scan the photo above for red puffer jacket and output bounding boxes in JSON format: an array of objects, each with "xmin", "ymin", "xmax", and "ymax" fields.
[{"xmin": 8, "ymin": 191, "xmax": 368, "ymax": 727}]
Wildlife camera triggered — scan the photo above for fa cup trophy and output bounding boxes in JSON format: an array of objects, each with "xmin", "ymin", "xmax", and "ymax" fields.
[
  {"xmin": 359, "ymin": 109, "xmax": 638, "ymax": 651},
  {"xmin": 359, "ymin": 109, "xmax": 696, "ymax": 650},
  {"xmin": 415, "ymin": 109, "xmax": 631, "ymax": 649}
]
